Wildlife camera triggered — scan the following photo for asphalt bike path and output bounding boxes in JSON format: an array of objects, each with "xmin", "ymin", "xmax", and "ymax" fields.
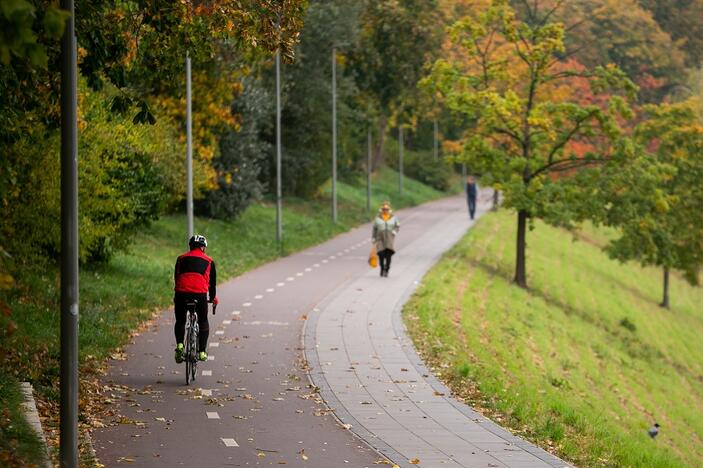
[
  {"xmin": 306, "ymin": 196, "xmax": 570, "ymax": 468},
  {"xmin": 93, "ymin": 194, "xmax": 568, "ymax": 467},
  {"xmin": 93, "ymin": 199, "xmax": 438, "ymax": 466}
]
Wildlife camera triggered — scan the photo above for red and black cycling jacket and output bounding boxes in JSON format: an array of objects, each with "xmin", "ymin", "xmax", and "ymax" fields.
[{"xmin": 174, "ymin": 248, "xmax": 217, "ymax": 300}]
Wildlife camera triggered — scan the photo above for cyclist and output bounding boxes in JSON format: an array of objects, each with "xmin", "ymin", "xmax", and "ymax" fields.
[{"xmin": 174, "ymin": 235, "xmax": 218, "ymax": 363}]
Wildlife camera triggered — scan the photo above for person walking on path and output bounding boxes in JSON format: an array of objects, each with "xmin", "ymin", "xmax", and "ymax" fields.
[
  {"xmin": 173, "ymin": 235, "xmax": 218, "ymax": 363},
  {"xmin": 372, "ymin": 201, "xmax": 400, "ymax": 277},
  {"xmin": 466, "ymin": 175, "xmax": 478, "ymax": 220}
]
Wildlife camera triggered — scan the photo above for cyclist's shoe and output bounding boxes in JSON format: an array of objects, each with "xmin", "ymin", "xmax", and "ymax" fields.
[
  {"xmin": 174, "ymin": 343, "xmax": 185, "ymax": 363},
  {"xmin": 198, "ymin": 351, "xmax": 208, "ymax": 361}
]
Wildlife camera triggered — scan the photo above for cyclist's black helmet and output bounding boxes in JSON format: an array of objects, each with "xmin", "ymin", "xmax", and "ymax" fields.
[{"xmin": 189, "ymin": 234, "xmax": 208, "ymax": 249}]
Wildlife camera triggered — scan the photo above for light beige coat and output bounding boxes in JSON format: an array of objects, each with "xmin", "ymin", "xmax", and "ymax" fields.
[{"xmin": 372, "ymin": 213, "xmax": 400, "ymax": 252}]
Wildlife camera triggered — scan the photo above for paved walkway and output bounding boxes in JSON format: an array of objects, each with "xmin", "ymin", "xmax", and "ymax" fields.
[
  {"xmin": 93, "ymin": 193, "xmax": 569, "ymax": 467},
  {"xmin": 306, "ymin": 195, "xmax": 570, "ymax": 468}
]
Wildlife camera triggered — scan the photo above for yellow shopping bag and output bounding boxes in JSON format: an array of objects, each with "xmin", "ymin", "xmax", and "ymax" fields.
[{"xmin": 368, "ymin": 244, "xmax": 378, "ymax": 268}]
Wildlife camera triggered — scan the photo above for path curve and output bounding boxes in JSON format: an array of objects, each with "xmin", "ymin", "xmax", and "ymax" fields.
[
  {"xmin": 305, "ymin": 195, "xmax": 570, "ymax": 468},
  {"xmin": 93, "ymin": 194, "xmax": 569, "ymax": 467}
]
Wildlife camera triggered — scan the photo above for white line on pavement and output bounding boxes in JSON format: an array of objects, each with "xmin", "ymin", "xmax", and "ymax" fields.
[
  {"xmin": 242, "ymin": 302, "xmax": 252, "ymax": 307},
  {"xmin": 208, "ymin": 356, "xmax": 214, "ymax": 361},
  {"xmin": 210, "ymin": 342, "xmax": 219, "ymax": 348},
  {"xmin": 201, "ymin": 389, "xmax": 212, "ymax": 396},
  {"xmin": 206, "ymin": 412, "xmax": 220, "ymax": 419},
  {"xmin": 202, "ymin": 370, "xmax": 212, "ymax": 376},
  {"xmin": 242, "ymin": 321, "xmax": 289, "ymax": 326},
  {"xmin": 254, "ymin": 295, "xmax": 263, "ymax": 299},
  {"xmin": 277, "ymin": 282, "xmax": 286, "ymax": 287},
  {"xmin": 266, "ymin": 288, "xmax": 275, "ymax": 292},
  {"xmin": 221, "ymin": 438, "xmax": 239, "ymax": 447},
  {"xmin": 215, "ymin": 330, "xmax": 224, "ymax": 335}
]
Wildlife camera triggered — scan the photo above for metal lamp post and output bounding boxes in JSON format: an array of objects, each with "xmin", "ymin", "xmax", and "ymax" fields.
[
  {"xmin": 275, "ymin": 47, "xmax": 283, "ymax": 243},
  {"xmin": 331, "ymin": 47, "xmax": 338, "ymax": 223},
  {"xmin": 60, "ymin": 0, "xmax": 79, "ymax": 465},
  {"xmin": 398, "ymin": 125, "xmax": 404, "ymax": 195},
  {"xmin": 186, "ymin": 53, "xmax": 194, "ymax": 238}
]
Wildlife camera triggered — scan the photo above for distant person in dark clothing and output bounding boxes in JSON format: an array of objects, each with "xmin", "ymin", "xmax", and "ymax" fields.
[{"xmin": 466, "ymin": 175, "xmax": 478, "ymax": 219}]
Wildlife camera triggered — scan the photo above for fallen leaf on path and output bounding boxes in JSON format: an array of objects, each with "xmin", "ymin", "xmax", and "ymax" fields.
[
  {"xmin": 298, "ymin": 449, "xmax": 309, "ymax": 461},
  {"xmin": 410, "ymin": 459, "xmax": 420, "ymax": 465}
]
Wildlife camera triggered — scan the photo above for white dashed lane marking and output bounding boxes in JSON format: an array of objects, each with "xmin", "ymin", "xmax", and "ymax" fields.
[
  {"xmin": 221, "ymin": 438, "xmax": 239, "ymax": 447},
  {"xmin": 202, "ymin": 370, "xmax": 212, "ymax": 376},
  {"xmin": 254, "ymin": 295, "xmax": 263, "ymax": 299},
  {"xmin": 206, "ymin": 412, "xmax": 220, "ymax": 419},
  {"xmin": 242, "ymin": 302, "xmax": 252, "ymax": 307},
  {"xmin": 305, "ymin": 268, "xmax": 312, "ymax": 272},
  {"xmin": 222, "ymin": 320, "xmax": 231, "ymax": 325},
  {"xmin": 296, "ymin": 272, "xmax": 303, "ymax": 277},
  {"xmin": 286, "ymin": 277, "xmax": 295, "ymax": 282},
  {"xmin": 210, "ymin": 342, "xmax": 219, "ymax": 348},
  {"xmin": 313, "ymin": 263, "xmax": 320, "ymax": 267},
  {"xmin": 322, "ymin": 260, "xmax": 328, "ymax": 264},
  {"xmin": 215, "ymin": 330, "xmax": 224, "ymax": 335},
  {"xmin": 266, "ymin": 288, "xmax": 275, "ymax": 292},
  {"xmin": 242, "ymin": 321, "xmax": 289, "ymax": 326},
  {"xmin": 207, "ymin": 356, "xmax": 214, "ymax": 361},
  {"xmin": 201, "ymin": 389, "xmax": 212, "ymax": 396},
  {"xmin": 277, "ymin": 282, "xmax": 285, "ymax": 287}
]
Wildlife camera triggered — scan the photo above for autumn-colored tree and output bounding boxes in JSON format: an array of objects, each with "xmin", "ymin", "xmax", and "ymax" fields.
[
  {"xmin": 527, "ymin": 0, "xmax": 686, "ymax": 101},
  {"xmin": 424, "ymin": 0, "xmax": 636, "ymax": 287},
  {"xmin": 638, "ymin": 0, "xmax": 703, "ymax": 69},
  {"xmin": 594, "ymin": 101, "xmax": 703, "ymax": 308}
]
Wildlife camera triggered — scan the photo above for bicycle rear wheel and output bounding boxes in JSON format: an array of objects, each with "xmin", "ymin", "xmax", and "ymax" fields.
[{"xmin": 185, "ymin": 323, "xmax": 193, "ymax": 385}]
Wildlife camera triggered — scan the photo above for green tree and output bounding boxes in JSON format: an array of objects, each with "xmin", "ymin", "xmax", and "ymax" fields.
[
  {"xmin": 351, "ymin": 0, "xmax": 442, "ymax": 167},
  {"xmin": 594, "ymin": 101, "xmax": 703, "ymax": 308},
  {"xmin": 424, "ymin": 0, "xmax": 636, "ymax": 287}
]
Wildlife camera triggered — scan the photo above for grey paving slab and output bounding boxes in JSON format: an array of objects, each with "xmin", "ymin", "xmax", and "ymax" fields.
[{"xmin": 306, "ymin": 195, "xmax": 572, "ymax": 468}]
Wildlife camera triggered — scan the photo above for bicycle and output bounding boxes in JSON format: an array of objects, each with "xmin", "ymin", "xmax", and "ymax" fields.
[{"xmin": 183, "ymin": 299, "xmax": 217, "ymax": 385}]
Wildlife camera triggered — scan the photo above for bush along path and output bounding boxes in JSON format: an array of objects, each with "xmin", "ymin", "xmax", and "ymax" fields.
[
  {"xmin": 404, "ymin": 210, "xmax": 703, "ymax": 467},
  {"xmin": 0, "ymin": 168, "xmax": 453, "ymax": 465}
]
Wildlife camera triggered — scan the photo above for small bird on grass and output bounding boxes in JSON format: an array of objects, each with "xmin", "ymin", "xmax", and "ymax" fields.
[{"xmin": 648, "ymin": 422, "xmax": 660, "ymax": 439}]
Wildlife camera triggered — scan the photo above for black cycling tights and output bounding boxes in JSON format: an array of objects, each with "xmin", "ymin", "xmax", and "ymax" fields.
[{"xmin": 174, "ymin": 293, "xmax": 210, "ymax": 352}]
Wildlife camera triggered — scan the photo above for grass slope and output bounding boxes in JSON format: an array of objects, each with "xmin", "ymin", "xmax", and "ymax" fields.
[
  {"xmin": 0, "ymin": 166, "xmax": 449, "ymax": 464},
  {"xmin": 404, "ymin": 210, "xmax": 703, "ymax": 467}
]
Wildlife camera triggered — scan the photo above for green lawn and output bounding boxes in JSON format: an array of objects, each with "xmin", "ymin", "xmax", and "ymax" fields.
[
  {"xmin": 403, "ymin": 210, "xmax": 703, "ymax": 467},
  {"xmin": 0, "ymin": 166, "xmax": 451, "ymax": 464}
]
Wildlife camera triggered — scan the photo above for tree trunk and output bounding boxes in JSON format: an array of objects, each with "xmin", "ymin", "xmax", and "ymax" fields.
[
  {"xmin": 660, "ymin": 267, "xmax": 670, "ymax": 309},
  {"xmin": 514, "ymin": 209, "xmax": 528, "ymax": 288},
  {"xmin": 492, "ymin": 189, "xmax": 499, "ymax": 211}
]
